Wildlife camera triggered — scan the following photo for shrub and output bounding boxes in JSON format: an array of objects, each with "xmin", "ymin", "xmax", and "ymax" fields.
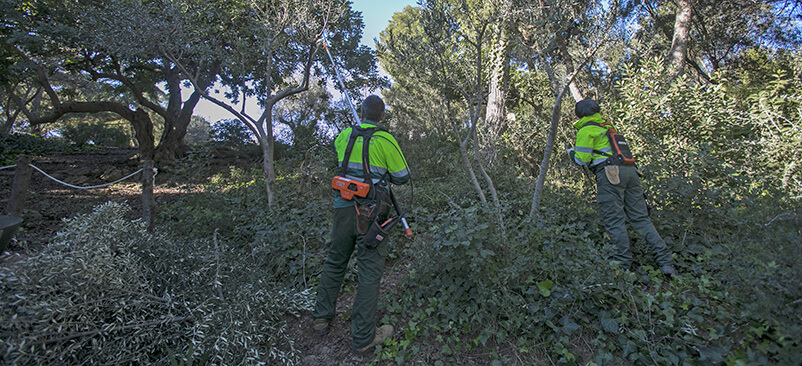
[
  {"xmin": 61, "ymin": 121, "xmax": 131, "ymax": 147},
  {"xmin": 0, "ymin": 202, "xmax": 313, "ymax": 365},
  {"xmin": 0, "ymin": 133, "xmax": 75, "ymax": 165},
  {"xmin": 185, "ymin": 115, "xmax": 212, "ymax": 145},
  {"xmin": 379, "ymin": 182, "xmax": 801, "ymax": 364},
  {"xmin": 211, "ymin": 119, "xmax": 256, "ymax": 147}
]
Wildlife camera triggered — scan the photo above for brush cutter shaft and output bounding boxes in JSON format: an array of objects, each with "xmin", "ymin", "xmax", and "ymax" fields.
[{"xmin": 322, "ymin": 31, "xmax": 361, "ymax": 124}]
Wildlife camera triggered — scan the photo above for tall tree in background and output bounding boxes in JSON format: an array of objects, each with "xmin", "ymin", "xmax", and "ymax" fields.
[
  {"xmin": 483, "ymin": 0, "xmax": 513, "ymax": 164},
  {"xmin": 77, "ymin": 0, "xmax": 220, "ymax": 162},
  {"xmin": 512, "ymin": 0, "xmax": 615, "ymax": 216},
  {"xmin": 272, "ymin": 78, "xmax": 331, "ymax": 151},
  {"xmin": 0, "ymin": 0, "xmax": 218, "ymax": 163},
  {"xmin": 636, "ymin": 0, "xmax": 802, "ymax": 81},
  {"xmin": 666, "ymin": 0, "xmax": 693, "ymax": 81},
  {"xmin": 179, "ymin": 0, "xmax": 379, "ymax": 207},
  {"xmin": 378, "ymin": 0, "xmax": 505, "ymax": 228}
]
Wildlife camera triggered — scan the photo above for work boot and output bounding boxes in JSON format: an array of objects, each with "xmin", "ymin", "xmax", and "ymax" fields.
[
  {"xmin": 660, "ymin": 265, "xmax": 678, "ymax": 276},
  {"xmin": 353, "ymin": 325, "xmax": 394, "ymax": 355},
  {"xmin": 313, "ymin": 318, "xmax": 331, "ymax": 336}
]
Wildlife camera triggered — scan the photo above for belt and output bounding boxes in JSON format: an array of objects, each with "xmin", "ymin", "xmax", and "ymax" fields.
[{"xmin": 589, "ymin": 163, "xmax": 606, "ymax": 174}]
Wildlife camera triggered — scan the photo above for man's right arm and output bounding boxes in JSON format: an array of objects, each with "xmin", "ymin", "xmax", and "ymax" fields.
[{"xmin": 573, "ymin": 127, "xmax": 594, "ymax": 166}]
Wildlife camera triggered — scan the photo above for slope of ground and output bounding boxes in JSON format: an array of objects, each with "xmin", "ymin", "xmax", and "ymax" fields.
[
  {"xmin": 0, "ymin": 148, "xmax": 145, "ymax": 251},
  {"xmin": 0, "ymin": 149, "xmax": 408, "ymax": 365}
]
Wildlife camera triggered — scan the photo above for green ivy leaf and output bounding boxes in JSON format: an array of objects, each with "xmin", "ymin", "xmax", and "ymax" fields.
[
  {"xmin": 537, "ymin": 280, "xmax": 553, "ymax": 297},
  {"xmin": 620, "ymin": 336, "xmax": 637, "ymax": 357},
  {"xmin": 560, "ymin": 316, "xmax": 580, "ymax": 335},
  {"xmin": 697, "ymin": 346, "xmax": 726, "ymax": 361},
  {"xmin": 599, "ymin": 311, "xmax": 618, "ymax": 334}
]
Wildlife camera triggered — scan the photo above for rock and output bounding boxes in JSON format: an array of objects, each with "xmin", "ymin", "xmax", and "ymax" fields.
[
  {"xmin": 72, "ymin": 166, "xmax": 93, "ymax": 177},
  {"xmin": 50, "ymin": 171, "xmax": 69, "ymax": 180},
  {"xmin": 22, "ymin": 208, "xmax": 42, "ymax": 221},
  {"xmin": 212, "ymin": 146, "xmax": 250, "ymax": 160},
  {"xmin": 101, "ymin": 167, "xmax": 127, "ymax": 182},
  {"xmin": 70, "ymin": 176, "xmax": 90, "ymax": 186}
]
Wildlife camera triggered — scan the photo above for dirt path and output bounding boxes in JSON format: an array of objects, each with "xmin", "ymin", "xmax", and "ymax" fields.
[{"xmin": 288, "ymin": 257, "xmax": 413, "ymax": 366}]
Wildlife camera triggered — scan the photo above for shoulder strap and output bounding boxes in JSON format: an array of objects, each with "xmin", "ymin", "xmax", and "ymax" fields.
[
  {"xmin": 584, "ymin": 120, "xmax": 620, "ymax": 134},
  {"xmin": 580, "ymin": 121, "xmax": 614, "ymax": 157},
  {"xmin": 340, "ymin": 126, "xmax": 380, "ymax": 185},
  {"xmin": 582, "ymin": 121, "xmax": 613, "ymax": 130}
]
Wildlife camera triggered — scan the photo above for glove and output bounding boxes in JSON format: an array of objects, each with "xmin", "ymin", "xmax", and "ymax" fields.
[{"xmin": 566, "ymin": 147, "xmax": 575, "ymax": 161}]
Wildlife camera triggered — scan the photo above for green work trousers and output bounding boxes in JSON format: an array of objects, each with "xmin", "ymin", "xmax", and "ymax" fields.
[
  {"xmin": 595, "ymin": 165, "xmax": 673, "ymax": 270},
  {"xmin": 312, "ymin": 206, "xmax": 389, "ymax": 350}
]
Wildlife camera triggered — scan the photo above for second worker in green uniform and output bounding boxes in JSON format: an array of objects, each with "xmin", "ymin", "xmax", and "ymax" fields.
[{"xmin": 568, "ymin": 99, "xmax": 677, "ymax": 275}]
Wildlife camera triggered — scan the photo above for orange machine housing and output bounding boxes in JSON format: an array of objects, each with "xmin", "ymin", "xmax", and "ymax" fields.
[{"xmin": 331, "ymin": 176, "xmax": 370, "ymax": 200}]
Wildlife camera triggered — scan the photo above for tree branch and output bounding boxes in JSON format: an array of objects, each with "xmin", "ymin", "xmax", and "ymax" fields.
[
  {"xmin": 30, "ymin": 316, "xmax": 193, "ymax": 346},
  {"xmin": 84, "ymin": 68, "xmax": 168, "ymax": 120},
  {"xmin": 530, "ymin": 40, "xmax": 606, "ymax": 217}
]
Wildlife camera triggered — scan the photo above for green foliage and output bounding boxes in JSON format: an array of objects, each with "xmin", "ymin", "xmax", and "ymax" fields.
[
  {"xmin": 746, "ymin": 69, "xmax": 802, "ymax": 194},
  {"xmin": 185, "ymin": 115, "xmax": 212, "ymax": 146},
  {"xmin": 210, "ymin": 119, "xmax": 256, "ymax": 147},
  {"xmin": 614, "ymin": 56, "xmax": 802, "ymax": 203},
  {"xmin": 0, "ymin": 202, "xmax": 188, "ymax": 364},
  {"xmin": 727, "ymin": 48, "xmax": 796, "ymax": 98},
  {"xmin": 0, "ymin": 133, "xmax": 78, "ymax": 164},
  {"xmin": 61, "ymin": 121, "xmax": 131, "ymax": 147},
  {"xmin": 159, "ymin": 149, "xmax": 335, "ymax": 288},
  {"xmin": 5, "ymin": 20, "xmax": 801, "ymax": 363},
  {"xmin": 370, "ymin": 56, "xmax": 802, "ymax": 364},
  {"xmin": 504, "ymin": 68, "xmax": 573, "ymax": 175},
  {"xmin": 375, "ymin": 55, "xmax": 802, "ymax": 359},
  {"xmin": 0, "ymin": 202, "xmax": 314, "ymax": 365},
  {"xmin": 379, "ymin": 175, "xmax": 800, "ymax": 364}
]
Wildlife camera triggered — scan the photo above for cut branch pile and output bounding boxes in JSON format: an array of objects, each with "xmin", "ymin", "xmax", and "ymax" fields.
[{"xmin": 1, "ymin": 202, "xmax": 312, "ymax": 365}]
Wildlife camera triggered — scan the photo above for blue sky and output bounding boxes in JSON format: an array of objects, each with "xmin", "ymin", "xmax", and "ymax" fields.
[
  {"xmin": 352, "ymin": 0, "xmax": 417, "ymax": 49},
  {"xmin": 193, "ymin": 0, "xmax": 416, "ymax": 122}
]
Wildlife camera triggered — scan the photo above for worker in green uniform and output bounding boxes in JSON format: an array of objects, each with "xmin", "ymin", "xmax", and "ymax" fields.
[
  {"xmin": 568, "ymin": 99, "xmax": 677, "ymax": 275},
  {"xmin": 312, "ymin": 95, "xmax": 410, "ymax": 355}
]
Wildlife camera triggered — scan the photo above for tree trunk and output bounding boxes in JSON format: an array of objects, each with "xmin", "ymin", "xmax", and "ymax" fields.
[
  {"xmin": 6, "ymin": 155, "xmax": 33, "ymax": 217},
  {"xmin": 530, "ymin": 90, "xmax": 567, "ymax": 217},
  {"xmin": 154, "ymin": 90, "xmax": 203, "ymax": 164},
  {"xmin": 484, "ymin": 27, "xmax": 511, "ymax": 162},
  {"xmin": 530, "ymin": 42, "xmax": 605, "ymax": 217},
  {"xmin": 153, "ymin": 141, "xmax": 188, "ymax": 164},
  {"xmin": 1, "ymin": 109, "xmax": 20, "ymax": 137},
  {"xmin": 667, "ymin": 0, "xmax": 693, "ymax": 81},
  {"xmin": 459, "ymin": 138, "xmax": 488, "ymax": 206},
  {"xmin": 260, "ymin": 131, "xmax": 276, "ymax": 208},
  {"xmin": 130, "ymin": 108, "xmax": 156, "ymax": 161},
  {"xmin": 468, "ymin": 29, "xmax": 503, "ymax": 227},
  {"xmin": 141, "ymin": 160, "xmax": 156, "ymax": 232},
  {"xmin": 444, "ymin": 98, "xmax": 488, "ymax": 207},
  {"xmin": 130, "ymin": 110, "xmax": 157, "ymax": 227},
  {"xmin": 556, "ymin": 32, "xmax": 584, "ymax": 102},
  {"xmin": 472, "ymin": 126, "xmax": 504, "ymax": 231}
]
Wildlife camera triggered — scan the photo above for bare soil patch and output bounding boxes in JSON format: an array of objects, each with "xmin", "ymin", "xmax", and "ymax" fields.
[{"xmin": 0, "ymin": 148, "xmax": 147, "ymax": 252}]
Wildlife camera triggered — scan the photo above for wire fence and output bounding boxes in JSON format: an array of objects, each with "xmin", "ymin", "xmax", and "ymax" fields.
[{"xmin": 0, "ymin": 164, "xmax": 154, "ymax": 189}]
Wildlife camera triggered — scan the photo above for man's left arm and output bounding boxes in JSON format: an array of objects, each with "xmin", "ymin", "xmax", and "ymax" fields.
[{"xmin": 380, "ymin": 134, "xmax": 410, "ymax": 185}]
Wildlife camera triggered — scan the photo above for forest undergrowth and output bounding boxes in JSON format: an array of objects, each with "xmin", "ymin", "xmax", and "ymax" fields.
[
  {"xmin": 1, "ymin": 62, "xmax": 801, "ymax": 365},
  {"xmin": 1, "ymin": 141, "xmax": 799, "ymax": 365}
]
